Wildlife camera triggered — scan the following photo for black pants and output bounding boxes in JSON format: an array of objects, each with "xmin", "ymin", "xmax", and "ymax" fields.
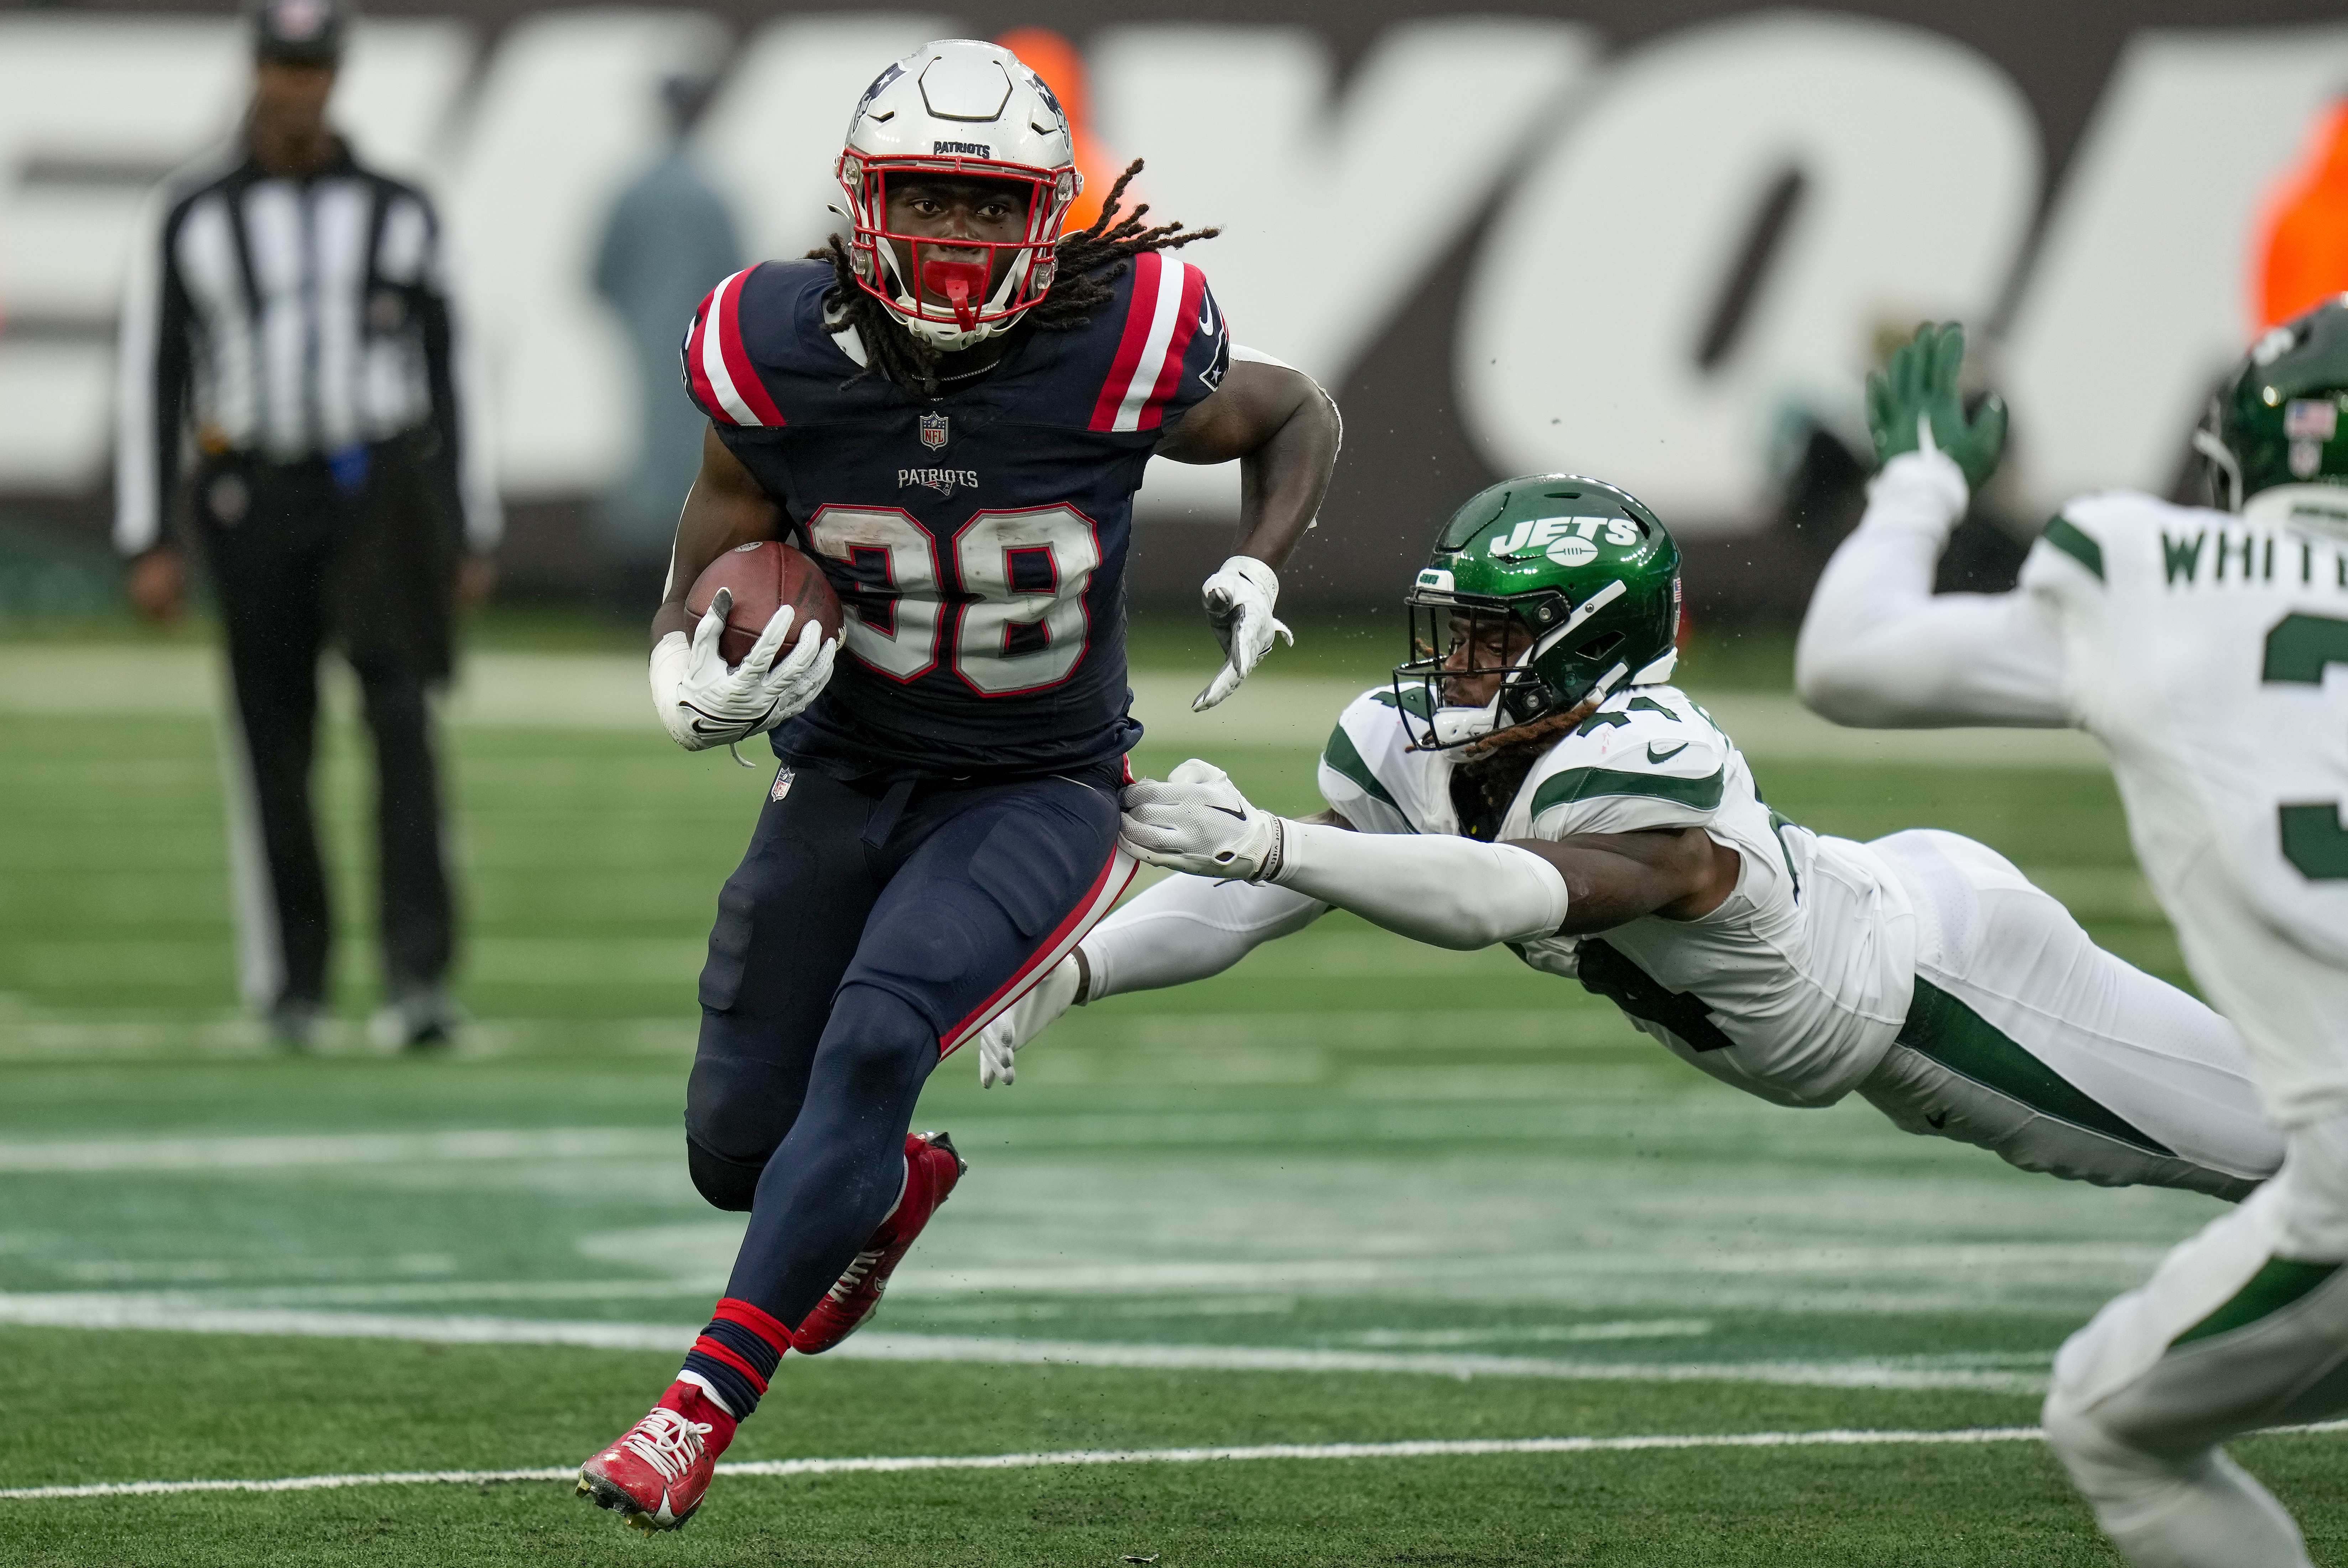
[{"xmin": 191, "ymin": 437, "xmax": 460, "ymax": 1010}]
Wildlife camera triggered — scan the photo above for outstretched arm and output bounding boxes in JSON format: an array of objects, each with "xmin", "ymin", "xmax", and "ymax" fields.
[
  {"xmin": 1793, "ymin": 322, "xmax": 2070, "ymax": 729},
  {"xmin": 1120, "ymin": 762, "xmax": 1741, "ymax": 950},
  {"xmin": 1793, "ymin": 450, "xmax": 2070, "ymax": 728},
  {"xmin": 976, "ymin": 817, "xmax": 1333, "ymax": 1087}
]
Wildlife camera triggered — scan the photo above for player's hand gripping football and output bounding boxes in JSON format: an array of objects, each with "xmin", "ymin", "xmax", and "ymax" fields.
[
  {"xmin": 1120, "ymin": 759, "xmax": 1286, "ymax": 881},
  {"xmin": 1866, "ymin": 322, "xmax": 2008, "ymax": 493},
  {"xmin": 976, "ymin": 953, "xmax": 1083, "ymax": 1088},
  {"xmin": 650, "ymin": 588, "xmax": 837, "ymax": 752},
  {"xmin": 1192, "ymin": 555, "xmax": 1292, "ymax": 712}
]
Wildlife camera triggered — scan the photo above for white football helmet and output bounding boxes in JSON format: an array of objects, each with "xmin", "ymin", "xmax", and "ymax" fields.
[{"xmin": 837, "ymin": 40, "xmax": 1081, "ymax": 352}]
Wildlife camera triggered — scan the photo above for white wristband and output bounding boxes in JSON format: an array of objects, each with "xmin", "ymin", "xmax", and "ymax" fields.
[{"xmin": 1270, "ymin": 822, "xmax": 1567, "ymax": 949}]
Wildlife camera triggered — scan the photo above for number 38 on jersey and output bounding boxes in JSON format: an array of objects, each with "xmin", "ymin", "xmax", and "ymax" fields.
[{"xmin": 805, "ymin": 503, "xmax": 1103, "ymax": 696}]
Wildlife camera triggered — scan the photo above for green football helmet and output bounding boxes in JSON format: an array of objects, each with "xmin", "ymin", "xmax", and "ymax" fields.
[
  {"xmin": 2197, "ymin": 293, "xmax": 2348, "ymax": 512},
  {"xmin": 1393, "ymin": 474, "xmax": 1682, "ymax": 749}
]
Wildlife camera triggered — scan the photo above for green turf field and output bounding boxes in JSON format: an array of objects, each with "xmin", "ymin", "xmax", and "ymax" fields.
[{"xmin": 0, "ymin": 622, "xmax": 2332, "ymax": 1565}]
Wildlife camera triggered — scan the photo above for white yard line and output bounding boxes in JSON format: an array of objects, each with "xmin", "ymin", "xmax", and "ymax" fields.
[
  {"xmin": 0, "ymin": 646, "xmax": 2105, "ymax": 765},
  {"xmin": 0, "ymin": 1127, "xmax": 674, "ymax": 1173},
  {"xmin": 0, "ymin": 1296, "xmax": 2046, "ymax": 1392},
  {"xmin": 12, "ymin": 1421, "xmax": 2348, "ymax": 1502}
]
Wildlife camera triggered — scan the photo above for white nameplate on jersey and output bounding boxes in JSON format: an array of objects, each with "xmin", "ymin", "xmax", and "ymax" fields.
[{"xmin": 1490, "ymin": 515, "xmax": 1642, "ymax": 565}]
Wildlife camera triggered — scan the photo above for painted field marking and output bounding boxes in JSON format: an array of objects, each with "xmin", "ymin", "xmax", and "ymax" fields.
[
  {"xmin": 11, "ymin": 1420, "xmax": 2348, "ymax": 1502},
  {"xmin": 0, "ymin": 1127, "xmax": 673, "ymax": 1173},
  {"xmin": 0, "ymin": 647, "xmax": 2107, "ymax": 765},
  {"xmin": 0, "ymin": 1295, "xmax": 2047, "ymax": 1392}
]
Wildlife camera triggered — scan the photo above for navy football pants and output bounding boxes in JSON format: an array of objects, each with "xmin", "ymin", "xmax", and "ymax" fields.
[{"xmin": 686, "ymin": 761, "xmax": 1129, "ymax": 1326}]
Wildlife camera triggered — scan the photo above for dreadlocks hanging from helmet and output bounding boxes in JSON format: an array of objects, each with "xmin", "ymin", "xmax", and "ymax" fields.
[{"xmin": 817, "ymin": 160, "xmax": 1217, "ymax": 398}]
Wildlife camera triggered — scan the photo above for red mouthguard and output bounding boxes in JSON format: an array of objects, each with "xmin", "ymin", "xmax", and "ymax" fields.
[{"xmin": 920, "ymin": 258, "xmax": 989, "ymax": 331}]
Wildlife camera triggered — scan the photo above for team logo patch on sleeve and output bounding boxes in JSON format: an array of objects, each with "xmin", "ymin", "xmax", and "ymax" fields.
[{"xmin": 919, "ymin": 412, "xmax": 948, "ymax": 451}]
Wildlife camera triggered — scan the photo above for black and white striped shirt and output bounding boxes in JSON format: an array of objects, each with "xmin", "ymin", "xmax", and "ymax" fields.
[{"xmin": 114, "ymin": 140, "xmax": 500, "ymax": 555}]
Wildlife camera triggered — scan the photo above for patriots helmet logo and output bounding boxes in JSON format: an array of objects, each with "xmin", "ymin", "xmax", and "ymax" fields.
[{"xmin": 919, "ymin": 412, "xmax": 948, "ymax": 451}]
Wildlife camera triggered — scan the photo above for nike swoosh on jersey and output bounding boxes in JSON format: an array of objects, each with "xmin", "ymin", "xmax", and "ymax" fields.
[{"xmin": 1646, "ymin": 741, "xmax": 1690, "ymax": 764}]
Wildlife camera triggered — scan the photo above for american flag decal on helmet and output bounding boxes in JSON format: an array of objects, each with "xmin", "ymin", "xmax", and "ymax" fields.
[{"xmin": 683, "ymin": 267, "xmax": 787, "ymax": 429}]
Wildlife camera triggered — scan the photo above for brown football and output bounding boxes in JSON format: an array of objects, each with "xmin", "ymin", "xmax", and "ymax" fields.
[{"xmin": 686, "ymin": 540, "xmax": 845, "ymax": 669}]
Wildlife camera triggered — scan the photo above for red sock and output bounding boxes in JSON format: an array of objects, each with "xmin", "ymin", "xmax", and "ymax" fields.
[{"xmin": 659, "ymin": 1379, "xmax": 739, "ymax": 1457}]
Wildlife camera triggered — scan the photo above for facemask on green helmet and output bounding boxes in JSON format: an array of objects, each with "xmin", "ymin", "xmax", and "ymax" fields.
[
  {"xmin": 2196, "ymin": 294, "xmax": 2348, "ymax": 512},
  {"xmin": 1392, "ymin": 474, "xmax": 1682, "ymax": 751}
]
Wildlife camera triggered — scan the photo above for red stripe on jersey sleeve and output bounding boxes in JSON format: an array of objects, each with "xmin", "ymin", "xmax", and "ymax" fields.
[
  {"xmin": 1134, "ymin": 262, "xmax": 1209, "ymax": 432},
  {"xmin": 715, "ymin": 271, "xmax": 787, "ymax": 428},
  {"xmin": 683, "ymin": 285, "xmax": 726, "ymax": 422},
  {"xmin": 1088, "ymin": 251, "xmax": 1165, "ymax": 433}
]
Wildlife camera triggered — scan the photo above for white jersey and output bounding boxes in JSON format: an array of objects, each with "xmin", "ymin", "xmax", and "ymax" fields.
[
  {"xmin": 1316, "ymin": 684, "xmax": 1915, "ymax": 1107},
  {"xmin": 2026, "ymin": 487, "xmax": 2348, "ymax": 963},
  {"xmin": 2024, "ymin": 485, "xmax": 2348, "ymax": 1120}
]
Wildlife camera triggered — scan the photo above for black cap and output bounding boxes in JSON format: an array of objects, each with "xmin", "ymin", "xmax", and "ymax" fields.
[{"xmin": 251, "ymin": 0, "xmax": 347, "ymax": 66}]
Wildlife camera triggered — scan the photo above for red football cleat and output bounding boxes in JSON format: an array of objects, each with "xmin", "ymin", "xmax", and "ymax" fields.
[
  {"xmin": 792, "ymin": 1130, "xmax": 965, "ymax": 1353},
  {"xmin": 576, "ymin": 1397, "xmax": 724, "ymax": 1532}
]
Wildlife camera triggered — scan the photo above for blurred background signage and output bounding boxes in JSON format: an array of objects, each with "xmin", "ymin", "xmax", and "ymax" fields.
[{"xmin": 1, "ymin": 0, "xmax": 2343, "ymax": 611}]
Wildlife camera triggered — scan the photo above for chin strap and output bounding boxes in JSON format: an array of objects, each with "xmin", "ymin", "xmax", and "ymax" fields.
[{"xmin": 2193, "ymin": 426, "xmax": 2243, "ymax": 513}]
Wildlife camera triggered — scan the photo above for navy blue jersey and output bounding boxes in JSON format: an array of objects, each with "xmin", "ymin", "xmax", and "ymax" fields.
[{"xmin": 680, "ymin": 254, "xmax": 1232, "ymax": 778}]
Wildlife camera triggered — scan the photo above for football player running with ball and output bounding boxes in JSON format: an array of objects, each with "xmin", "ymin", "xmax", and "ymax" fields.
[
  {"xmin": 984, "ymin": 474, "xmax": 2284, "ymax": 1252},
  {"xmin": 1796, "ymin": 308, "xmax": 2348, "ymax": 1568},
  {"xmin": 577, "ymin": 40, "xmax": 1339, "ymax": 1533}
]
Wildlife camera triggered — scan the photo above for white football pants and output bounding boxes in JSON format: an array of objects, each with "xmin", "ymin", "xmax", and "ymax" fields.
[
  {"xmin": 2042, "ymin": 1113, "xmax": 2348, "ymax": 1568},
  {"xmin": 1861, "ymin": 830, "xmax": 2282, "ymax": 1199}
]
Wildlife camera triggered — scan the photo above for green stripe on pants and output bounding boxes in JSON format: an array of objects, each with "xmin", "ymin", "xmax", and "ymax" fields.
[
  {"xmin": 2174, "ymin": 1258, "xmax": 2343, "ymax": 1347},
  {"xmin": 1896, "ymin": 979, "xmax": 2176, "ymax": 1157}
]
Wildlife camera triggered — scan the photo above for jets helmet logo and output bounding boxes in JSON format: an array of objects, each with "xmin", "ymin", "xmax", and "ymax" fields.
[
  {"xmin": 919, "ymin": 412, "xmax": 948, "ymax": 451},
  {"xmin": 1490, "ymin": 515, "xmax": 1640, "ymax": 566}
]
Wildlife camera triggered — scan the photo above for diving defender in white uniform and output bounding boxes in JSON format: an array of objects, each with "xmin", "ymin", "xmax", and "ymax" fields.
[
  {"xmin": 980, "ymin": 474, "xmax": 2282, "ymax": 1214},
  {"xmin": 1794, "ymin": 309, "xmax": 2348, "ymax": 1568}
]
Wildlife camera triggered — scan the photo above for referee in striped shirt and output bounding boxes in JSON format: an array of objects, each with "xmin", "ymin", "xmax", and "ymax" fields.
[{"xmin": 116, "ymin": 0, "xmax": 500, "ymax": 1047}]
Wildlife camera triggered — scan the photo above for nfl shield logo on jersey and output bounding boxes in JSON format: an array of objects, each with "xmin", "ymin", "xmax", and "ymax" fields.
[{"xmin": 919, "ymin": 412, "xmax": 948, "ymax": 451}]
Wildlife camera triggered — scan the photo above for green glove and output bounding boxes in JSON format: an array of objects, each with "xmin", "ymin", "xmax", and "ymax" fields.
[{"xmin": 1865, "ymin": 321, "xmax": 2008, "ymax": 493}]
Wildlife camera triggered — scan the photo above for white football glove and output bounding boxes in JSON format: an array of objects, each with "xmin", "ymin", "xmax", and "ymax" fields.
[
  {"xmin": 651, "ymin": 588, "xmax": 838, "ymax": 752},
  {"xmin": 1119, "ymin": 758, "xmax": 1286, "ymax": 881},
  {"xmin": 1193, "ymin": 555, "xmax": 1292, "ymax": 712},
  {"xmin": 977, "ymin": 952, "xmax": 1084, "ymax": 1088}
]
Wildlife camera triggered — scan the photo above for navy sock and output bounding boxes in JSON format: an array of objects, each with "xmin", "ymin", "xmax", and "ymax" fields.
[{"xmin": 678, "ymin": 1297, "xmax": 791, "ymax": 1418}]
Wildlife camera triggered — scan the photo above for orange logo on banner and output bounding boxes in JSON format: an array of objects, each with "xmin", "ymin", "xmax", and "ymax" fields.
[
  {"xmin": 996, "ymin": 27, "xmax": 1121, "ymax": 235},
  {"xmin": 2256, "ymin": 99, "xmax": 2348, "ymax": 330}
]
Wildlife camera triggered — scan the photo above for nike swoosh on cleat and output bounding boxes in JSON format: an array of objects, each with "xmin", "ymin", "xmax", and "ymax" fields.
[{"xmin": 1647, "ymin": 742, "xmax": 1690, "ymax": 764}]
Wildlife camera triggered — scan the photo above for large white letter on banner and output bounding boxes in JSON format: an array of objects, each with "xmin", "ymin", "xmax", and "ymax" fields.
[
  {"xmin": 1096, "ymin": 19, "xmax": 1590, "ymax": 522},
  {"xmin": 1458, "ymin": 14, "xmax": 2036, "ymax": 530},
  {"xmin": 2001, "ymin": 27, "xmax": 2348, "ymax": 514},
  {"xmin": 1092, "ymin": 20, "xmax": 1589, "ymax": 388},
  {"xmin": 442, "ymin": 11, "xmax": 726, "ymax": 495},
  {"xmin": 693, "ymin": 16, "xmax": 952, "ymax": 268},
  {"xmin": 0, "ymin": 19, "xmax": 243, "ymax": 488}
]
